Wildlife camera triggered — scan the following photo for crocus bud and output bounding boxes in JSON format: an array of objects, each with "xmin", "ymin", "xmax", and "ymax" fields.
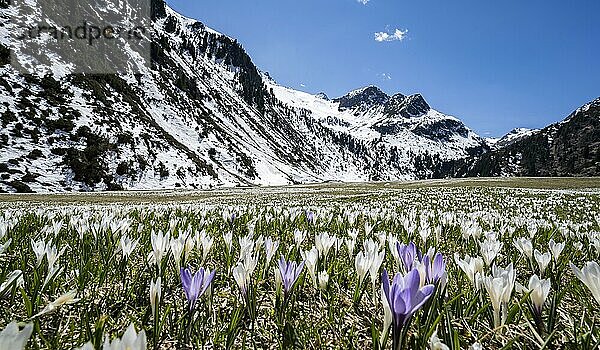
[{"xmin": 318, "ymin": 270, "xmax": 329, "ymax": 291}]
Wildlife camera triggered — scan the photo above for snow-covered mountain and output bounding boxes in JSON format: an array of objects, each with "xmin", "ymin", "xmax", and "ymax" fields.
[
  {"xmin": 267, "ymin": 81, "xmax": 488, "ymax": 160},
  {"xmin": 490, "ymin": 128, "xmax": 540, "ymax": 150},
  {"xmin": 0, "ymin": 0, "xmax": 490, "ymax": 192}
]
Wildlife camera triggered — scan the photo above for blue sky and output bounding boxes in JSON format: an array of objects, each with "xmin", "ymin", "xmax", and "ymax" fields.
[{"xmin": 165, "ymin": 0, "xmax": 599, "ymax": 137}]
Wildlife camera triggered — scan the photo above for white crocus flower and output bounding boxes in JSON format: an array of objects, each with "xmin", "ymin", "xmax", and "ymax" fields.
[
  {"xmin": 151, "ymin": 230, "xmax": 170, "ymax": 269},
  {"xmin": 483, "ymin": 275, "xmax": 505, "ymax": 328},
  {"xmin": 376, "ymin": 231, "xmax": 387, "ymax": 249},
  {"xmin": 239, "ymin": 248, "xmax": 259, "ymax": 278},
  {"xmin": 238, "ymin": 235, "xmax": 254, "ymax": 257},
  {"xmin": 274, "ymin": 266, "xmax": 282, "ymax": 289},
  {"xmin": 150, "ymin": 277, "xmax": 161, "ymax": 317},
  {"xmin": 433, "ymin": 225, "xmax": 442, "ymax": 245},
  {"xmin": 233, "ymin": 262, "xmax": 251, "ymax": 295},
  {"xmin": 0, "ymin": 270, "xmax": 23, "ymax": 295},
  {"xmin": 428, "ymin": 330, "xmax": 449, "ymax": 350},
  {"xmin": 534, "ymin": 250, "xmax": 551, "ymax": 277},
  {"xmin": 34, "ymin": 290, "xmax": 79, "ymax": 318},
  {"xmin": 345, "ymin": 238, "xmax": 356, "ymax": 261},
  {"xmin": 469, "ymin": 343, "xmax": 483, "ymax": 350},
  {"xmin": 570, "ymin": 261, "xmax": 600, "ymax": 305},
  {"xmin": 387, "ymin": 235, "xmax": 400, "ymax": 267},
  {"xmin": 182, "ymin": 233, "xmax": 195, "ymax": 261},
  {"xmin": 483, "ymin": 264, "xmax": 516, "ymax": 328},
  {"xmin": 294, "ymin": 229, "xmax": 306, "ymax": 249},
  {"xmin": 0, "ymin": 321, "xmax": 33, "ymax": 350},
  {"xmin": 355, "ymin": 251, "xmax": 370, "ymax": 285},
  {"xmin": 198, "ymin": 231, "xmax": 214, "ymax": 263},
  {"xmin": 548, "ymin": 239, "xmax": 565, "ymax": 261},
  {"xmin": 527, "ymin": 223, "xmax": 538, "ymax": 239},
  {"xmin": 419, "ymin": 226, "xmax": 430, "ymax": 244},
  {"xmin": 0, "ymin": 221, "xmax": 7, "ymax": 241},
  {"xmin": 514, "ymin": 237, "xmax": 533, "ymax": 260},
  {"xmin": 363, "ymin": 239, "xmax": 379, "ymax": 256},
  {"xmin": 318, "ymin": 270, "xmax": 329, "ymax": 291},
  {"xmin": 462, "ymin": 223, "xmax": 482, "ymax": 241},
  {"xmin": 364, "ymin": 221, "xmax": 374, "ymax": 237},
  {"xmin": 592, "ymin": 236, "xmax": 600, "ymax": 257},
  {"xmin": 119, "ymin": 235, "xmax": 138, "ymax": 261},
  {"xmin": 0, "ymin": 239, "xmax": 10, "ymax": 255},
  {"xmin": 479, "ymin": 238, "xmax": 503, "ymax": 267},
  {"xmin": 523, "ymin": 275, "xmax": 551, "ymax": 316},
  {"xmin": 45, "ymin": 244, "xmax": 66, "ymax": 270},
  {"xmin": 264, "ymin": 237, "xmax": 279, "ymax": 265},
  {"xmin": 31, "ymin": 239, "xmax": 46, "ymax": 267},
  {"xmin": 315, "ymin": 232, "xmax": 336, "ymax": 261},
  {"xmin": 301, "ymin": 247, "xmax": 319, "ymax": 287},
  {"xmin": 416, "ymin": 261, "xmax": 428, "ymax": 289},
  {"xmin": 223, "ymin": 231, "xmax": 233, "ymax": 255},
  {"xmin": 170, "ymin": 237, "xmax": 185, "ymax": 269},
  {"xmin": 379, "ymin": 287, "xmax": 392, "ymax": 347},
  {"xmin": 102, "ymin": 323, "xmax": 147, "ymax": 350},
  {"xmin": 368, "ymin": 250, "xmax": 385, "ymax": 303},
  {"xmin": 454, "ymin": 254, "xmax": 485, "ymax": 289}
]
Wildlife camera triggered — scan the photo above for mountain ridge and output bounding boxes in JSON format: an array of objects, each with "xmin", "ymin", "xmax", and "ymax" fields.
[{"xmin": 0, "ymin": 0, "xmax": 596, "ymax": 193}]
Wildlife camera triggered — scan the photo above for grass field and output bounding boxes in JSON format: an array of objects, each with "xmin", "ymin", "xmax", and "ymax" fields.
[
  {"xmin": 1, "ymin": 177, "xmax": 599, "ymax": 205},
  {"xmin": 1, "ymin": 178, "xmax": 600, "ymax": 349}
]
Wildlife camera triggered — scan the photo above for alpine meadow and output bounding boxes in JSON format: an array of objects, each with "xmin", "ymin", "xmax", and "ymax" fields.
[{"xmin": 1, "ymin": 0, "xmax": 599, "ymax": 349}]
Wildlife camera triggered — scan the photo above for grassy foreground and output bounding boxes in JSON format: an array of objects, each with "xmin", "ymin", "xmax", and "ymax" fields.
[{"xmin": 1, "ymin": 178, "xmax": 600, "ymax": 349}]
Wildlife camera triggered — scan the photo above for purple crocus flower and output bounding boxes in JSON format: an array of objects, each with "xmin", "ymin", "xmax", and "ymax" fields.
[
  {"xmin": 382, "ymin": 268, "xmax": 435, "ymax": 349},
  {"xmin": 396, "ymin": 242, "xmax": 418, "ymax": 272},
  {"xmin": 277, "ymin": 256, "xmax": 305, "ymax": 294},
  {"xmin": 180, "ymin": 266, "xmax": 216, "ymax": 310},
  {"xmin": 422, "ymin": 252, "xmax": 446, "ymax": 284}
]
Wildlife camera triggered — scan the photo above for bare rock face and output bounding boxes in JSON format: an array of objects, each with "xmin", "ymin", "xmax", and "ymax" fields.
[{"xmin": 334, "ymin": 86, "xmax": 389, "ymax": 110}]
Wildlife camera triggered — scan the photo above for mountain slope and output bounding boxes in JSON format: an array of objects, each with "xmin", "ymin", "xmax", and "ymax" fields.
[
  {"xmin": 490, "ymin": 128, "xmax": 540, "ymax": 150},
  {"xmin": 1, "ymin": 0, "xmax": 488, "ymax": 192},
  {"xmin": 267, "ymin": 82, "xmax": 488, "ymax": 165},
  {"xmin": 451, "ymin": 98, "xmax": 600, "ymax": 177}
]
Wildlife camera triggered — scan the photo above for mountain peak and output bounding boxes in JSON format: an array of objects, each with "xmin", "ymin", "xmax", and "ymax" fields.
[
  {"xmin": 334, "ymin": 86, "xmax": 389, "ymax": 110},
  {"xmin": 315, "ymin": 92, "xmax": 330, "ymax": 101},
  {"xmin": 383, "ymin": 93, "xmax": 430, "ymax": 118}
]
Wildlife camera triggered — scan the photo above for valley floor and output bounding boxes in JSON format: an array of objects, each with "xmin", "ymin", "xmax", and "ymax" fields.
[{"xmin": 0, "ymin": 177, "xmax": 599, "ymax": 206}]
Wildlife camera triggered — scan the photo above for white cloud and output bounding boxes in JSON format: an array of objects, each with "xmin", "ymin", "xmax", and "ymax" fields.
[
  {"xmin": 379, "ymin": 73, "xmax": 392, "ymax": 81},
  {"xmin": 357, "ymin": 0, "xmax": 369, "ymax": 4},
  {"xmin": 374, "ymin": 28, "xmax": 408, "ymax": 42}
]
